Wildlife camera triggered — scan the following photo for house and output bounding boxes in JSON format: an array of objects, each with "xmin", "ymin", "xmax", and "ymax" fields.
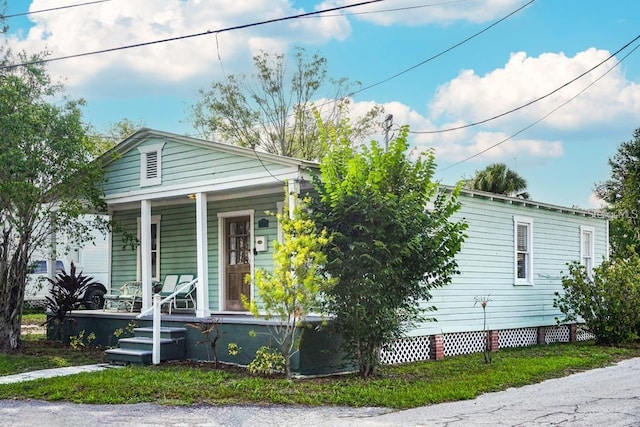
[
  {"xmin": 381, "ymin": 188, "xmax": 608, "ymax": 364},
  {"xmin": 62, "ymin": 129, "xmax": 607, "ymax": 373}
]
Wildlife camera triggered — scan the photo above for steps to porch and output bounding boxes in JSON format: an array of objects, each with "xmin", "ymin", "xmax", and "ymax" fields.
[{"xmin": 105, "ymin": 327, "xmax": 187, "ymax": 365}]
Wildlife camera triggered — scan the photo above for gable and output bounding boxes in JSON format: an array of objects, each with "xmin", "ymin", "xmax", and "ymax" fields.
[{"xmin": 101, "ymin": 130, "xmax": 315, "ymax": 198}]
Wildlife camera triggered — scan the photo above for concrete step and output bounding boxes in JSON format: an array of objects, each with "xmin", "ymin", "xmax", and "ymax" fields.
[
  {"xmin": 133, "ymin": 327, "xmax": 187, "ymax": 339},
  {"xmin": 117, "ymin": 336, "xmax": 185, "ymax": 361},
  {"xmin": 105, "ymin": 348, "xmax": 152, "ymax": 365}
]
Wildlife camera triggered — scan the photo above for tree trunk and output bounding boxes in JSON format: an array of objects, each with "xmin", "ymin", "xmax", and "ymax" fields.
[{"xmin": 0, "ymin": 242, "xmax": 30, "ymax": 351}]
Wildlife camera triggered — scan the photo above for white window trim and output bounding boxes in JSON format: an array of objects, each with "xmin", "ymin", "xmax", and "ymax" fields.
[
  {"xmin": 580, "ymin": 225, "xmax": 595, "ymax": 276},
  {"xmin": 138, "ymin": 143, "xmax": 165, "ymax": 187},
  {"xmin": 217, "ymin": 209, "xmax": 255, "ymax": 313},
  {"xmin": 513, "ymin": 216, "xmax": 534, "ymax": 286},
  {"xmin": 136, "ymin": 215, "xmax": 162, "ymax": 281}
]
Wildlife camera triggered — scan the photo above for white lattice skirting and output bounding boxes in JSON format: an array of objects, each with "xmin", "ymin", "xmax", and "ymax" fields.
[
  {"xmin": 380, "ymin": 324, "xmax": 593, "ymax": 365},
  {"xmin": 380, "ymin": 335, "xmax": 431, "ymax": 364}
]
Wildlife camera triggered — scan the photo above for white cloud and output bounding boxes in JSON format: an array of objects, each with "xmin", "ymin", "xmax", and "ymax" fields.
[
  {"xmin": 325, "ymin": 0, "xmax": 528, "ymax": 25},
  {"xmin": 8, "ymin": 0, "xmax": 352, "ymax": 94},
  {"xmin": 429, "ymin": 48, "xmax": 640, "ymax": 133}
]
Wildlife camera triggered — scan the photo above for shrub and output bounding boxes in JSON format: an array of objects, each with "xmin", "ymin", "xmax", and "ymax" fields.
[
  {"xmin": 555, "ymin": 256, "xmax": 640, "ymax": 345},
  {"xmin": 43, "ymin": 262, "xmax": 103, "ymax": 344}
]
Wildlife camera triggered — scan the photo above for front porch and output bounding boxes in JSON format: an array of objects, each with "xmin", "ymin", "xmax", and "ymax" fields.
[{"xmin": 49, "ymin": 310, "xmax": 347, "ymax": 376}]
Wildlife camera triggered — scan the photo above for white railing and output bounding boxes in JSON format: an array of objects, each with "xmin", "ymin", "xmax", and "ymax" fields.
[{"xmin": 136, "ymin": 278, "xmax": 197, "ymax": 365}]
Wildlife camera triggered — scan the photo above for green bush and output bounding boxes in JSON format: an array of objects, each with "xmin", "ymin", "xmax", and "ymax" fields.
[{"xmin": 555, "ymin": 256, "xmax": 640, "ymax": 345}]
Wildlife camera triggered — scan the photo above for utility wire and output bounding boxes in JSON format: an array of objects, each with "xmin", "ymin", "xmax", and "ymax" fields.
[
  {"xmin": 0, "ymin": 0, "xmax": 385, "ymax": 71},
  {"xmin": 438, "ymin": 39, "xmax": 640, "ymax": 172},
  {"xmin": 0, "ymin": 0, "xmax": 111, "ymax": 19},
  {"xmin": 304, "ymin": 0, "xmax": 472, "ymax": 18},
  {"xmin": 350, "ymin": 0, "xmax": 535, "ymax": 96},
  {"xmin": 413, "ymin": 33, "xmax": 640, "ymax": 135}
]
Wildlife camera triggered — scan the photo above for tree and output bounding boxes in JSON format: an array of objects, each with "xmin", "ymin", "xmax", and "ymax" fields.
[
  {"xmin": 0, "ymin": 50, "xmax": 107, "ymax": 350},
  {"xmin": 87, "ymin": 118, "xmax": 146, "ymax": 154},
  {"xmin": 595, "ymin": 127, "xmax": 640, "ymax": 259},
  {"xmin": 189, "ymin": 46, "xmax": 382, "ymax": 160},
  {"xmin": 466, "ymin": 163, "xmax": 530, "ymax": 199},
  {"xmin": 310, "ymin": 123, "xmax": 467, "ymax": 377},
  {"xmin": 244, "ymin": 191, "xmax": 334, "ymax": 379}
]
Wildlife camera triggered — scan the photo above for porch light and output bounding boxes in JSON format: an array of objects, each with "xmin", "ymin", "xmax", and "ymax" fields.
[{"xmin": 187, "ymin": 194, "xmax": 197, "ymax": 200}]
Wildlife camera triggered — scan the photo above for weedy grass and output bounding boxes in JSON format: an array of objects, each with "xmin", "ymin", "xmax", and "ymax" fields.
[{"xmin": 0, "ymin": 338, "xmax": 638, "ymax": 408}]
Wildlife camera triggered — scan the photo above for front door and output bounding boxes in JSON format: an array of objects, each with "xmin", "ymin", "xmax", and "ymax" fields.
[{"xmin": 224, "ymin": 216, "xmax": 251, "ymax": 311}]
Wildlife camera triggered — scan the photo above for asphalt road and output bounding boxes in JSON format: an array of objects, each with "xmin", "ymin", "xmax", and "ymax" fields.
[{"xmin": 1, "ymin": 357, "xmax": 640, "ymax": 426}]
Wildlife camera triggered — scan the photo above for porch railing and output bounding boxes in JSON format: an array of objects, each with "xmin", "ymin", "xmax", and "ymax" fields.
[{"xmin": 136, "ymin": 278, "xmax": 197, "ymax": 364}]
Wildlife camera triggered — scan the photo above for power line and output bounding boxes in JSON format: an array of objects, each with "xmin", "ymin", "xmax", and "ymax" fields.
[
  {"xmin": 0, "ymin": 0, "xmax": 385, "ymax": 71},
  {"xmin": 437, "ymin": 39, "xmax": 640, "ymax": 172},
  {"xmin": 303, "ymin": 0, "xmax": 472, "ymax": 18},
  {"xmin": 412, "ymin": 33, "xmax": 640, "ymax": 135},
  {"xmin": 0, "ymin": 0, "xmax": 111, "ymax": 19},
  {"xmin": 350, "ymin": 0, "xmax": 535, "ymax": 96},
  {"xmin": 276, "ymin": 0, "xmax": 534, "ymax": 132}
]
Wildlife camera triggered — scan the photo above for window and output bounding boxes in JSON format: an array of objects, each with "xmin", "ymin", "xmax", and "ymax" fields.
[
  {"xmin": 514, "ymin": 216, "xmax": 533, "ymax": 285},
  {"xmin": 137, "ymin": 215, "xmax": 161, "ymax": 281},
  {"xmin": 580, "ymin": 226, "xmax": 595, "ymax": 276},
  {"xmin": 137, "ymin": 143, "xmax": 165, "ymax": 186}
]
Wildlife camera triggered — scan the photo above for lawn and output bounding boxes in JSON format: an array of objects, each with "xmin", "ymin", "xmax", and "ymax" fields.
[{"xmin": 0, "ymin": 334, "xmax": 638, "ymax": 408}]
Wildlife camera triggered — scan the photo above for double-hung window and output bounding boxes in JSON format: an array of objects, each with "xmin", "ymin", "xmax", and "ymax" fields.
[
  {"xmin": 580, "ymin": 225, "xmax": 595, "ymax": 276},
  {"xmin": 514, "ymin": 216, "xmax": 533, "ymax": 285}
]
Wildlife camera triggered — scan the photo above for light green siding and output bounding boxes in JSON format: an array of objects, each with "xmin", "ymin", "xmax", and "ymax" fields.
[
  {"xmin": 102, "ymin": 137, "xmax": 290, "ymax": 196},
  {"xmin": 415, "ymin": 194, "xmax": 608, "ymax": 336},
  {"xmin": 109, "ymin": 193, "xmax": 283, "ymax": 312}
]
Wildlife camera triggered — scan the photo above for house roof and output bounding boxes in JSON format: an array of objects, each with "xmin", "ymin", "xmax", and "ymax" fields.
[
  {"xmin": 443, "ymin": 184, "xmax": 602, "ymax": 218},
  {"xmin": 99, "ymin": 128, "xmax": 320, "ymax": 171}
]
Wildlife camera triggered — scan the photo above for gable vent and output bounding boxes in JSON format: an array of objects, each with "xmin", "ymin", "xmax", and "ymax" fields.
[
  {"xmin": 146, "ymin": 151, "xmax": 158, "ymax": 179},
  {"xmin": 138, "ymin": 142, "xmax": 165, "ymax": 187}
]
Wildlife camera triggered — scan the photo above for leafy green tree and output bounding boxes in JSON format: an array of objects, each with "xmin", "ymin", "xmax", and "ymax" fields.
[
  {"xmin": 87, "ymin": 118, "xmax": 146, "ymax": 154},
  {"xmin": 555, "ymin": 257, "xmax": 640, "ymax": 345},
  {"xmin": 466, "ymin": 163, "xmax": 530, "ymax": 199},
  {"xmin": 245, "ymin": 191, "xmax": 334, "ymax": 379},
  {"xmin": 311, "ymin": 123, "xmax": 467, "ymax": 377},
  {"xmin": 0, "ymin": 50, "xmax": 107, "ymax": 350},
  {"xmin": 595, "ymin": 127, "xmax": 640, "ymax": 259},
  {"xmin": 189, "ymin": 46, "xmax": 382, "ymax": 160}
]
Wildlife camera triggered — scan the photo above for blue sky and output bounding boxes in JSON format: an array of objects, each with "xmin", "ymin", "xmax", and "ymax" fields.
[{"xmin": 4, "ymin": 0, "xmax": 640, "ymax": 208}]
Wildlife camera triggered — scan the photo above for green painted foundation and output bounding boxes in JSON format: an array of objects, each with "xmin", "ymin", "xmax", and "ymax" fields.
[{"xmin": 46, "ymin": 311, "xmax": 350, "ymax": 375}]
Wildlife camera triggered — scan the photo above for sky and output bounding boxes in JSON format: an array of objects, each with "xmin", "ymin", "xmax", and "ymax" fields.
[{"xmin": 3, "ymin": 0, "xmax": 640, "ymax": 209}]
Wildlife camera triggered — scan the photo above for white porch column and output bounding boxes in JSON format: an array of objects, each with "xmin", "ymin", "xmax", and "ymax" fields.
[
  {"xmin": 195, "ymin": 192, "xmax": 210, "ymax": 318},
  {"xmin": 288, "ymin": 179, "xmax": 300, "ymax": 219},
  {"xmin": 140, "ymin": 199, "xmax": 152, "ymax": 311}
]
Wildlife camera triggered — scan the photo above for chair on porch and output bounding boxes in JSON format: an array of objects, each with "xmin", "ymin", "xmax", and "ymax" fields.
[
  {"xmin": 158, "ymin": 274, "xmax": 179, "ymax": 297},
  {"xmin": 166, "ymin": 275, "xmax": 196, "ymax": 314},
  {"xmin": 103, "ymin": 281, "xmax": 143, "ymax": 312}
]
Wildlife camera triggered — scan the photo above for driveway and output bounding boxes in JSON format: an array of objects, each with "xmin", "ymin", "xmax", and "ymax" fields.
[{"xmin": 1, "ymin": 357, "xmax": 639, "ymax": 426}]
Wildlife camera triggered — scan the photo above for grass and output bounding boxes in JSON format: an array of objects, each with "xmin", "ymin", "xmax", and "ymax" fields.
[
  {"xmin": 0, "ymin": 337, "xmax": 638, "ymax": 408},
  {"xmin": 0, "ymin": 335, "xmax": 104, "ymax": 376}
]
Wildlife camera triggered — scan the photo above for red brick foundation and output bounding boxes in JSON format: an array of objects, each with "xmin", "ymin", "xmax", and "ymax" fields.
[{"xmin": 430, "ymin": 334, "xmax": 444, "ymax": 360}]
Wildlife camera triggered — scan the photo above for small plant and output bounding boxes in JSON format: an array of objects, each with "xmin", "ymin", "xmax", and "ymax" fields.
[
  {"xmin": 43, "ymin": 262, "xmax": 103, "ymax": 344},
  {"xmin": 247, "ymin": 346, "xmax": 285, "ymax": 376},
  {"xmin": 69, "ymin": 330, "xmax": 97, "ymax": 351},
  {"xmin": 108, "ymin": 321, "xmax": 137, "ymax": 348},
  {"xmin": 474, "ymin": 295, "xmax": 492, "ymax": 363},
  {"xmin": 186, "ymin": 318, "xmax": 224, "ymax": 367}
]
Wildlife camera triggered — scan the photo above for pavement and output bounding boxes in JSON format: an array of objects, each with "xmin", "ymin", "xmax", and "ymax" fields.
[
  {"xmin": 0, "ymin": 363, "xmax": 118, "ymax": 384},
  {"xmin": 0, "ymin": 358, "xmax": 639, "ymax": 426}
]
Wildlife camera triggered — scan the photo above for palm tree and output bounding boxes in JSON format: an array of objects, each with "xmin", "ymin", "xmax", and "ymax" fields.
[{"xmin": 466, "ymin": 163, "xmax": 530, "ymax": 199}]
